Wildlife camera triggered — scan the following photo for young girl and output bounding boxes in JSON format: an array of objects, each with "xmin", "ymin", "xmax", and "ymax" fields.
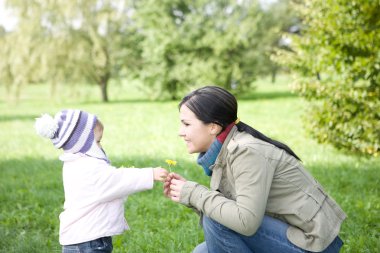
[
  {"xmin": 164, "ymin": 86, "xmax": 346, "ymax": 253},
  {"xmin": 35, "ymin": 109, "xmax": 168, "ymax": 253}
]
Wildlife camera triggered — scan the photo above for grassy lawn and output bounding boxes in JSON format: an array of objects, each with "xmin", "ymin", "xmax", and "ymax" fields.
[{"xmin": 0, "ymin": 77, "xmax": 379, "ymax": 252}]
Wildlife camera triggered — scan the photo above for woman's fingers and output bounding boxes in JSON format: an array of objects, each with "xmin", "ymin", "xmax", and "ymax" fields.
[
  {"xmin": 167, "ymin": 172, "xmax": 187, "ymax": 181},
  {"xmin": 170, "ymin": 195, "xmax": 180, "ymax": 202},
  {"xmin": 169, "ymin": 184, "xmax": 178, "ymax": 193},
  {"xmin": 163, "ymin": 181, "xmax": 171, "ymax": 198},
  {"xmin": 163, "ymin": 176, "xmax": 185, "ymax": 202},
  {"xmin": 169, "ymin": 189, "xmax": 180, "ymax": 202},
  {"xmin": 169, "ymin": 179, "xmax": 180, "ymax": 189},
  {"xmin": 164, "ymin": 173, "xmax": 175, "ymax": 184}
]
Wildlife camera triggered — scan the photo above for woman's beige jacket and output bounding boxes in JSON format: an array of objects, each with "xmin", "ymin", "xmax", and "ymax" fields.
[{"xmin": 180, "ymin": 126, "xmax": 346, "ymax": 252}]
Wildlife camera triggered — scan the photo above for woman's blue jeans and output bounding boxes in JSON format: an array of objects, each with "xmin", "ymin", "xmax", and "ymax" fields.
[
  {"xmin": 193, "ymin": 215, "xmax": 343, "ymax": 253},
  {"xmin": 62, "ymin": 237, "xmax": 113, "ymax": 253}
]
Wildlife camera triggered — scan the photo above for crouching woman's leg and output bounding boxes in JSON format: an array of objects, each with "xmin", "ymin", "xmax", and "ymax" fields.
[
  {"xmin": 193, "ymin": 214, "xmax": 252, "ymax": 253},
  {"xmin": 194, "ymin": 215, "xmax": 343, "ymax": 253}
]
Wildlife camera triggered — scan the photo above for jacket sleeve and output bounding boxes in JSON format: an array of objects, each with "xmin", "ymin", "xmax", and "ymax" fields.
[
  {"xmin": 180, "ymin": 147, "xmax": 274, "ymax": 236},
  {"xmin": 93, "ymin": 165, "xmax": 154, "ymax": 203}
]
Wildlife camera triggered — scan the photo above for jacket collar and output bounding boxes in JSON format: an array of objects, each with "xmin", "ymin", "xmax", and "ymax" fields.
[
  {"xmin": 212, "ymin": 125, "xmax": 238, "ymax": 168},
  {"xmin": 197, "ymin": 123, "xmax": 236, "ymax": 176}
]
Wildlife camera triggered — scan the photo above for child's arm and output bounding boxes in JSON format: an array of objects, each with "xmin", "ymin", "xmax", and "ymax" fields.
[{"xmin": 94, "ymin": 166, "xmax": 167, "ymax": 203}]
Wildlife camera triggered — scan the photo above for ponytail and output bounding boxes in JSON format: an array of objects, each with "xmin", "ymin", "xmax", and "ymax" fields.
[
  {"xmin": 236, "ymin": 121, "xmax": 301, "ymax": 161},
  {"xmin": 179, "ymin": 86, "xmax": 301, "ymax": 161}
]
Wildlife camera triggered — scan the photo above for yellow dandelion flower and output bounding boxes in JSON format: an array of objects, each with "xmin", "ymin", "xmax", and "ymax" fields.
[
  {"xmin": 165, "ymin": 159, "xmax": 177, "ymax": 172},
  {"xmin": 165, "ymin": 159, "xmax": 177, "ymax": 166}
]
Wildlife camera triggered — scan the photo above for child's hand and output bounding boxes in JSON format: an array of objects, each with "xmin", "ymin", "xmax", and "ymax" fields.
[{"xmin": 153, "ymin": 167, "xmax": 168, "ymax": 182}]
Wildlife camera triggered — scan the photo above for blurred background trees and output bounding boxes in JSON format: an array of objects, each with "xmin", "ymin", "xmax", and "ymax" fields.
[
  {"xmin": 0, "ymin": 0, "xmax": 289, "ymax": 100},
  {"xmin": 0, "ymin": 0, "xmax": 378, "ymax": 156},
  {"xmin": 275, "ymin": 0, "xmax": 380, "ymax": 156},
  {"xmin": 0, "ymin": 0, "xmax": 140, "ymax": 102},
  {"xmin": 132, "ymin": 0, "xmax": 266, "ymax": 99}
]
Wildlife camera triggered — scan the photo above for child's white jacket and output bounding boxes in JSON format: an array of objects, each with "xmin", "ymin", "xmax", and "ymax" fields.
[{"xmin": 58, "ymin": 153, "xmax": 154, "ymax": 245}]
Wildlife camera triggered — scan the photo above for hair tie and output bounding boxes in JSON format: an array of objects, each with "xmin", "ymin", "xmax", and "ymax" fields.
[{"xmin": 235, "ymin": 118, "xmax": 240, "ymax": 124}]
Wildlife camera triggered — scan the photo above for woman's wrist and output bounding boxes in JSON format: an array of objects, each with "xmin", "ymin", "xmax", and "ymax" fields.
[{"xmin": 179, "ymin": 181, "xmax": 199, "ymax": 206}]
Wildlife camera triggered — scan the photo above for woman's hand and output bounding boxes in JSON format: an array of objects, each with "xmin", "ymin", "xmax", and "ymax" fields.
[
  {"xmin": 153, "ymin": 167, "xmax": 169, "ymax": 182},
  {"xmin": 164, "ymin": 173, "xmax": 187, "ymax": 202}
]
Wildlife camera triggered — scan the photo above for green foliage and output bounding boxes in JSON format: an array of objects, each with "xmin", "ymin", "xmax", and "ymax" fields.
[
  {"xmin": 275, "ymin": 0, "xmax": 380, "ymax": 156},
  {"xmin": 1, "ymin": 0, "xmax": 297, "ymax": 101},
  {"xmin": 132, "ymin": 0, "xmax": 265, "ymax": 99},
  {"xmin": 1, "ymin": 0, "xmax": 141, "ymax": 102},
  {"xmin": 253, "ymin": 0, "xmax": 297, "ymax": 80},
  {"xmin": 0, "ymin": 77, "xmax": 379, "ymax": 252}
]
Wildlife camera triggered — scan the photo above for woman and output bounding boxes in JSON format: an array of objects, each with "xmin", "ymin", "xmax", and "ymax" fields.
[{"xmin": 164, "ymin": 86, "xmax": 346, "ymax": 253}]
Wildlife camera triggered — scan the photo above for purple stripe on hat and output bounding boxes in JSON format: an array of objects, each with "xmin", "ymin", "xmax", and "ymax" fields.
[
  {"xmin": 53, "ymin": 110, "xmax": 78, "ymax": 147},
  {"xmin": 62, "ymin": 112, "xmax": 96, "ymax": 153},
  {"xmin": 74, "ymin": 115, "xmax": 96, "ymax": 153},
  {"xmin": 53, "ymin": 110, "xmax": 71, "ymax": 145},
  {"xmin": 79, "ymin": 116, "xmax": 96, "ymax": 153},
  {"xmin": 62, "ymin": 111, "xmax": 87, "ymax": 150},
  {"xmin": 57, "ymin": 110, "xmax": 67, "ymax": 130},
  {"xmin": 66, "ymin": 114, "xmax": 96, "ymax": 153}
]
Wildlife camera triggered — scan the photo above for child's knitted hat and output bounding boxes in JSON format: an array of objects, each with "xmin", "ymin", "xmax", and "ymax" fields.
[{"xmin": 35, "ymin": 109, "xmax": 97, "ymax": 153}]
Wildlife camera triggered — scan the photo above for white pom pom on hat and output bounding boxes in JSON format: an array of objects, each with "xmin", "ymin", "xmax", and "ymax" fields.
[
  {"xmin": 35, "ymin": 109, "xmax": 97, "ymax": 153},
  {"xmin": 35, "ymin": 109, "xmax": 109, "ymax": 163},
  {"xmin": 35, "ymin": 114, "xmax": 59, "ymax": 139}
]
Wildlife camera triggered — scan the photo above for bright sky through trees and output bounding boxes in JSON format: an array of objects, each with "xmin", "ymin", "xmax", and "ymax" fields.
[
  {"xmin": 0, "ymin": 0, "xmax": 17, "ymax": 31},
  {"xmin": 0, "ymin": 0, "xmax": 277, "ymax": 31}
]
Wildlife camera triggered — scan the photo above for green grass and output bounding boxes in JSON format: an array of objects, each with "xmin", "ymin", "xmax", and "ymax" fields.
[{"xmin": 0, "ymin": 76, "xmax": 379, "ymax": 252}]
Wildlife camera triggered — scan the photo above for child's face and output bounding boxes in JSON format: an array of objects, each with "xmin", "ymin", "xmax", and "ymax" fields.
[{"xmin": 94, "ymin": 120, "xmax": 104, "ymax": 148}]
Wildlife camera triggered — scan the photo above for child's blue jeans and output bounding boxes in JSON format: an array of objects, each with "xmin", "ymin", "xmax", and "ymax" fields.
[
  {"xmin": 62, "ymin": 237, "xmax": 113, "ymax": 253},
  {"xmin": 193, "ymin": 215, "xmax": 343, "ymax": 253}
]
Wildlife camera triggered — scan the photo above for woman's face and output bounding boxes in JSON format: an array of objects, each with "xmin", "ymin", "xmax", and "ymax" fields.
[{"xmin": 179, "ymin": 105, "xmax": 220, "ymax": 154}]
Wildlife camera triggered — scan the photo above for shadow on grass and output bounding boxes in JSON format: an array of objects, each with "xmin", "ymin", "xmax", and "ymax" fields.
[
  {"xmin": 0, "ymin": 155, "xmax": 206, "ymax": 211},
  {"xmin": 1, "ymin": 155, "xmax": 378, "ymax": 252},
  {"xmin": 304, "ymin": 159, "xmax": 379, "ymax": 252},
  {"xmin": 80, "ymin": 89, "xmax": 300, "ymax": 105},
  {"xmin": 79, "ymin": 87, "xmax": 298, "ymax": 105},
  {"xmin": 0, "ymin": 114, "xmax": 35, "ymax": 122},
  {"xmin": 78, "ymin": 97, "xmax": 180, "ymax": 106},
  {"xmin": 0, "ymin": 155, "xmax": 205, "ymax": 252},
  {"xmin": 237, "ymin": 90, "xmax": 299, "ymax": 100}
]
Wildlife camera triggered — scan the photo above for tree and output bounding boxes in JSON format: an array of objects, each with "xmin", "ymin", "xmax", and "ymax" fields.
[
  {"xmin": 1, "ymin": 0, "xmax": 301, "ymax": 101},
  {"xmin": 257, "ymin": 0, "xmax": 298, "ymax": 82},
  {"xmin": 275, "ymin": 0, "xmax": 380, "ymax": 156},
  {"xmin": 1, "ymin": 0, "xmax": 139, "ymax": 102},
  {"xmin": 132, "ymin": 0, "xmax": 265, "ymax": 99}
]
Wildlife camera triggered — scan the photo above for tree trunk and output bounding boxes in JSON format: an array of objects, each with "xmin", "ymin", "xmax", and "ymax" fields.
[
  {"xmin": 99, "ymin": 74, "xmax": 110, "ymax": 102},
  {"xmin": 271, "ymin": 66, "xmax": 277, "ymax": 83},
  {"xmin": 316, "ymin": 72, "xmax": 321, "ymax": 81}
]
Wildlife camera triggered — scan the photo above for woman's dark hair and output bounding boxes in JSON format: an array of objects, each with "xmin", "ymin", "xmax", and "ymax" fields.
[{"xmin": 179, "ymin": 86, "xmax": 301, "ymax": 160}]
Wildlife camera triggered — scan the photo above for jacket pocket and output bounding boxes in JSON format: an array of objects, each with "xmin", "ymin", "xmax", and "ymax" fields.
[
  {"xmin": 297, "ymin": 186, "xmax": 327, "ymax": 222},
  {"xmin": 297, "ymin": 198, "xmax": 321, "ymax": 222},
  {"xmin": 306, "ymin": 185, "xmax": 327, "ymax": 205}
]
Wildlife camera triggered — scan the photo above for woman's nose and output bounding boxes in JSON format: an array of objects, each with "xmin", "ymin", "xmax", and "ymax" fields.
[{"xmin": 178, "ymin": 126, "xmax": 185, "ymax": 137}]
